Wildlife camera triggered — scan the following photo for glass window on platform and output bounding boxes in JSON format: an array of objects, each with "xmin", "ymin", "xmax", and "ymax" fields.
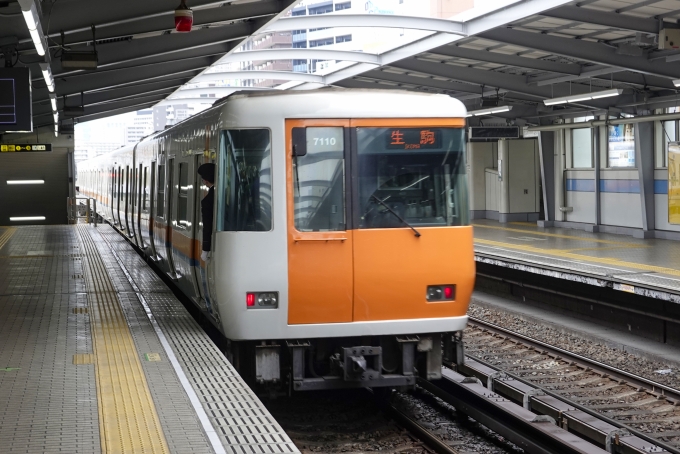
[{"xmin": 571, "ymin": 128, "xmax": 593, "ymax": 168}]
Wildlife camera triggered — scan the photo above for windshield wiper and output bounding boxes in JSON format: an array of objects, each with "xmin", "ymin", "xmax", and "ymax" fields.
[{"xmin": 371, "ymin": 195, "xmax": 421, "ymax": 238}]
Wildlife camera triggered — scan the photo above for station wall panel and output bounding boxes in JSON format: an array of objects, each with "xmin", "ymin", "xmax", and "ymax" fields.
[
  {"xmin": 0, "ymin": 152, "xmax": 70, "ymax": 225},
  {"xmin": 468, "ymin": 142, "xmax": 496, "ymax": 212},
  {"xmin": 508, "ymin": 139, "xmax": 539, "ymax": 214},
  {"xmin": 485, "ymin": 169, "xmax": 500, "ymax": 213},
  {"xmin": 601, "ymin": 192, "xmax": 643, "ymax": 228},
  {"xmin": 566, "ymin": 191, "xmax": 596, "ymax": 224}
]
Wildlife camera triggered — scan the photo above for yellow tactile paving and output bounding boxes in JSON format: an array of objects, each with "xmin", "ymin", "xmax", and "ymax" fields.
[
  {"xmin": 473, "ymin": 223, "xmax": 644, "ymax": 247},
  {"xmin": 77, "ymin": 225, "xmax": 169, "ymax": 454},
  {"xmin": 475, "ymin": 237, "xmax": 680, "ymax": 278},
  {"xmin": 0, "ymin": 227, "xmax": 17, "ymax": 251}
]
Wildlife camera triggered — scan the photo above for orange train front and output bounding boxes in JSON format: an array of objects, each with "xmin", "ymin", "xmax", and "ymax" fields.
[{"xmin": 76, "ymin": 89, "xmax": 474, "ymax": 390}]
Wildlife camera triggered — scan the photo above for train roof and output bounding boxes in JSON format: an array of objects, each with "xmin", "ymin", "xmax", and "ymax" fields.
[{"xmin": 145, "ymin": 88, "xmax": 467, "ymax": 141}]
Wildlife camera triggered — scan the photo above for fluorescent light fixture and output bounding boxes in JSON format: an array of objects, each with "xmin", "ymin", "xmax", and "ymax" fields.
[
  {"xmin": 53, "ymin": 111, "xmax": 58, "ymax": 123},
  {"xmin": 7, "ymin": 180, "xmax": 45, "ymax": 185},
  {"xmin": 19, "ymin": 1, "xmax": 46, "ymax": 56},
  {"xmin": 466, "ymin": 105, "xmax": 513, "ymax": 117},
  {"xmin": 10, "ymin": 216, "xmax": 46, "ymax": 221},
  {"xmin": 543, "ymin": 88, "xmax": 623, "ymax": 106},
  {"xmin": 39, "ymin": 63, "xmax": 54, "ymax": 93},
  {"xmin": 49, "ymin": 93, "xmax": 56, "ymax": 111},
  {"xmin": 674, "ymin": 79, "xmax": 680, "ymax": 88},
  {"xmin": 54, "ymin": 131, "xmax": 58, "ymax": 138}
]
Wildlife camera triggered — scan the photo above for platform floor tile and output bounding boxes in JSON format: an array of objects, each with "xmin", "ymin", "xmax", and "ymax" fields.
[
  {"xmin": 93, "ymin": 225, "xmax": 299, "ymax": 454},
  {"xmin": 0, "ymin": 224, "xmax": 299, "ymax": 454},
  {"xmin": 0, "ymin": 229, "xmax": 100, "ymax": 452},
  {"xmin": 474, "ymin": 220, "xmax": 680, "ymax": 294}
]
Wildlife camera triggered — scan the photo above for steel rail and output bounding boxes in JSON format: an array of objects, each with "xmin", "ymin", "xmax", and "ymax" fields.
[
  {"xmin": 418, "ymin": 371, "xmax": 608, "ymax": 454},
  {"xmin": 468, "ymin": 316, "xmax": 680, "ymax": 400},
  {"xmin": 465, "ymin": 317, "xmax": 680, "ymax": 454},
  {"xmin": 385, "ymin": 401, "xmax": 461, "ymax": 454},
  {"xmin": 369, "ymin": 389, "xmax": 459, "ymax": 454}
]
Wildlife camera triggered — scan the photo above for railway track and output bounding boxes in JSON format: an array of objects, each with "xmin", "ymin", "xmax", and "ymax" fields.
[
  {"xmin": 264, "ymin": 389, "xmax": 467, "ymax": 454},
  {"xmin": 459, "ymin": 317, "xmax": 680, "ymax": 454}
]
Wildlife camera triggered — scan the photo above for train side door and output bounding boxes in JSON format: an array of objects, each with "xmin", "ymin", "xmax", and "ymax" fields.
[
  {"xmin": 137, "ymin": 164, "xmax": 145, "ymax": 249},
  {"xmin": 130, "ymin": 165, "xmax": 139, "ymax": 243},
  {"xmin": 154, "ymin": 161, "xmax": 167, "ymax": 261},
  {"xmin": 286, "ymin": 120, "xmax": 353, "ymax": 324},
  {"xmin": 191, "ymin": 153, "xmax": 207, "ymax": 304},
  {"xmin": 166, "ymin": 157, "xmax": 179, "ymax": 279}
]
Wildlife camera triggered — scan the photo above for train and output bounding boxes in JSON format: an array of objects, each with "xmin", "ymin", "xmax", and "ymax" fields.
[{"xmin": 77, "ymin": 88, "xmax": 474, "ymax": 391}]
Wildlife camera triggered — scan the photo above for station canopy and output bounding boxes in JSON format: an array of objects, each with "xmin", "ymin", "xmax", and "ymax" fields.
[{"xmin": 3, "ymin": 0, "xmax": 680, "ymax": 130}]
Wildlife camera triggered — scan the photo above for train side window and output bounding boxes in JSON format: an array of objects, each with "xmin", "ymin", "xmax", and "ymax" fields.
[
  {"xmin": 143, "ymin": 167, "xmax": 148, "ymax": 210},
  {"xmin": 119, "ymin": 166, "xmax": 123, "ymax": 202},
  {"xmin": 292, "ymin": 127, "xmax": 346, "ymax": 232},
  {"xmin": 177, "ymin": 162, "xmax": 189, "ymax": 227},
  {"xmin": 156, "ymin": 165, "xmax": 165, "ymax": 217},
  {"xmin": 112, "ymin": 167, "xmax": 117, "ymax": 199},
  {"xmin": 216, "ymin": 129, "xmax": 272, "ymax": 232}
]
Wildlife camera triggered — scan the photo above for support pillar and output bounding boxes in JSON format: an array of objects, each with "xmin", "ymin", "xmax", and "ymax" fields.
[
  {"xmin": 635, "ymin": 122, "xmax": 655, "ymax": 238},
  {"xmin": 538, "ymin": 131, "xmax": 555, "ymax": 226}
]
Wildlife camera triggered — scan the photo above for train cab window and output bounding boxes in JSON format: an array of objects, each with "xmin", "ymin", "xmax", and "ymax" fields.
[
  {"xmin": 157, "ymin": 165, "xmax": 165, "ymax": 217},
  {"xmin": 177, "ymin": 163, "xmax": 189, "ymax": 227},
  {"xmin": 291, "ymin": 127, "xmax": 346, "ymax": 232},
  {"xmin": 356, "ymin": 127, "xmax": 469, "ymax": 228},
  {"xmin": 216, "ymin": 129, "xmax": 272, "ymax": 232}
]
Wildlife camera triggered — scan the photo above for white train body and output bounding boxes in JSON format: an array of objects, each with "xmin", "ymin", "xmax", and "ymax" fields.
[{"xmin": 78, "ymin": 89, "xmax": 475, "ymax": 390}]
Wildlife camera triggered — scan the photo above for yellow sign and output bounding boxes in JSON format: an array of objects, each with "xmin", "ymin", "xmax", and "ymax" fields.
[
  {"xmin": 669, "ymin": 143, "xmax": 680, "ymax": 224},
  {"xmin": 1, "ymin": 144, "xmax": 50, "ymax": 152}
]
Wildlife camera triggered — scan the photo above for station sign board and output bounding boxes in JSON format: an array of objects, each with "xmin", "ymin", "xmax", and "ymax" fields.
[{"xmin": 1, "ymin": 144, "xmax": 52, "ymax": 152}]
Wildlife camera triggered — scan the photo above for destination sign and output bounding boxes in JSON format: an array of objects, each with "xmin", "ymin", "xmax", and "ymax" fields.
[
  {"xmin": 386, "ymin": 129, "xmax": 442, "ymax": 150},
  {"xmin": 1, "ymin": 144, "xmax": 52, "ymax": 152}
]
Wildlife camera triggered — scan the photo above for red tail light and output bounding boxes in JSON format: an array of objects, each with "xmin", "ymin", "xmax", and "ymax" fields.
[
  {"xmin": 246, "ymin": 293, "xmax": 256, "ymax": 307},
  {"xmin": 427, "ymin": 285, "xmax": 455, "ymax": 302}
]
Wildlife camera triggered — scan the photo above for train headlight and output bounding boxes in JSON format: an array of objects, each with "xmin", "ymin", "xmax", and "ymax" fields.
[
  {"xmin": 426, "ymin": 285, "xmax": 455, "ymax": 302},
  {"xmin": 246, "ymin": 292, "xmax": 279, "ymax": 309}
]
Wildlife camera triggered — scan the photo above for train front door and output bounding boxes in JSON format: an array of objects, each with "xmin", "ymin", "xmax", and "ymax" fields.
[{"xmin": 286, "ymin": 120, "xmax": 353, "ymax": 324}]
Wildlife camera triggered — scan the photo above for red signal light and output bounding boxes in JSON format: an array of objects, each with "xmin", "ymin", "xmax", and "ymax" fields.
[
  {"xmin": 444, "ymin": 286, "xmax": 453, "ymax": 299},
  {"xmin": 175, "ymin": 0, "xmax": 193, "ymax": 32},
  {"xmin": 246, "ymin": 293, "xmax": 256, "ymax": 307}
]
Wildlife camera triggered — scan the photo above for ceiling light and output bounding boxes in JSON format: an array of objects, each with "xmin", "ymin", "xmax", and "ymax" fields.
[
  {"xmin": 7, "ymin": 180, "xmax": 44, "ymax": 185},
  {"xmin": 590, "ymin": 88, "xmax": 624, "ymax": 99},
  {"xmin": 38, "ymin": 62, "xmax": 54, "ymax": 92},
  {"xmin": 18, "ymin": 0, "xmax": 46, "ymax": 56},
  {"xmin": 466, "ymin": 105, "xmax": 513, "ymax": 117},
  {"xmin": 53, "ymin": 111, "xmax": 58, "ymax": 123},
  {"xmin": 543, "ymin": 88, "xmax": 622, "ymax": 106},
  {"xmin": 10, "ymin": 216, "xmax": 46, "ymax": 221},
  {"xmin": 49, "ymin": 93, "xmax": 57, "ymax": 111},
  {"xmin": 674, "ymin": 79, "xmax": 680, "ymax": 88}
]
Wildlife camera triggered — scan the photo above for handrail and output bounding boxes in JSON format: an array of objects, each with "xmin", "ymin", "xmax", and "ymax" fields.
[{"xmin": 67, "ymin": 197, "xmax": 98, "ymax": 226}]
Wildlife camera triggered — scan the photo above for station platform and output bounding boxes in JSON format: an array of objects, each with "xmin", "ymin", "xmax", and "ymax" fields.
[
  {"xmin": 0, "ymin": 224, "xmax": 298, "ymax": 454},
  {"xmin": 473, "ymin": 220, "xmax": 680, "ymax": 303}
]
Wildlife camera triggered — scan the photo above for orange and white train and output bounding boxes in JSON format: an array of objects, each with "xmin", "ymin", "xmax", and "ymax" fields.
[{"xmin": 77, "ymin": 89, "xmax": 474, "ymax": 390}]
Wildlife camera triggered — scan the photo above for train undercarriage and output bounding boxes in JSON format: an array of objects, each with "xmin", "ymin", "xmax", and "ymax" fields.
[{"xmin": 227, "ymin": 332, "xmax": 466, "ymax": 392}]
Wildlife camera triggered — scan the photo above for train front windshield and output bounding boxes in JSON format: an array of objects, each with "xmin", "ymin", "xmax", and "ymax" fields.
[{"xmin": 357, "ymin": 127, "xmax": 469, "ymax": 229}]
